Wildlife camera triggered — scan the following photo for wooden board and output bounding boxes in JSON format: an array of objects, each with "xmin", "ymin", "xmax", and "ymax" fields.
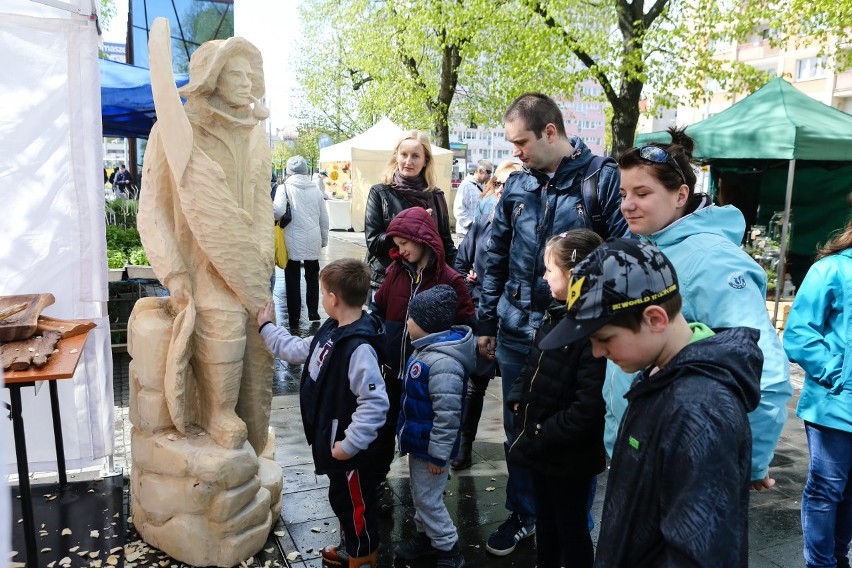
[
  {"xmin": 0, "ymin": 294, "xmax": 55, "ymax": 342},
  {"xmin": 36, "ymin": 316, "xmax": 97, "ymax": 339},
  {"xmin": 3, "ymin": 332, "xmax": 88, "ymax": 384}
]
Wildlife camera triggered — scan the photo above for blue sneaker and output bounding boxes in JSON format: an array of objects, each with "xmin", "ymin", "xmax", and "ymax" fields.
[{"xmin": 485, "ymin": 512, "xmax": 535, "ymax": 556}]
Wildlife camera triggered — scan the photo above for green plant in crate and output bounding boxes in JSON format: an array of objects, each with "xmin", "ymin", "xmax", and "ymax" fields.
[
  {"xmin": 129, "ymin": 246, "xmax": 149, "ymax": 266},
  {"xmin": 105, "ymin": 225, "xmax": 142, "ymax": 255},
  {"xmin": 107, "ymin": 249, "xmax": 127, "ymax": 269}
]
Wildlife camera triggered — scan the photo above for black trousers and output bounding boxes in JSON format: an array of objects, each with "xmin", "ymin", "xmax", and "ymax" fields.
[
  {"xmin": 531, "ymin": 470, "xmax": 594, "ymax": 568},
  {"xmin": 284, "ymin": 259, "xmax": 320, "ymax": 325},
  {"xmin": 327, "ymin": 467, "xmax": 382, "ymax": 557}
]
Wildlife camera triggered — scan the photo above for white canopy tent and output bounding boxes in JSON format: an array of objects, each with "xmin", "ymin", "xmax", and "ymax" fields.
[
  {"xmin": 0, "ymin": 0, "xmax": 114, "ymax": 477},
  {"xmin": 319, "ymin": 118, "xmax": 456, "ymax": 231}
]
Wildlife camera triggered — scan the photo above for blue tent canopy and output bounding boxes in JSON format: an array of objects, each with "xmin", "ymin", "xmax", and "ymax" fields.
[{"xmin": 100, "ymin": 58, "xmax": 189, "ymax": 138}]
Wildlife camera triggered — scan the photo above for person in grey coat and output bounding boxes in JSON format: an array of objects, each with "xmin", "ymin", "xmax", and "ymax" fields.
[
  {"xmin": 394, "ymin": 285, "xmax": 475, "ymax": 568},
  {"xmin": 275, "ymin": 155, "xmax": 329, "ymax": 328}
]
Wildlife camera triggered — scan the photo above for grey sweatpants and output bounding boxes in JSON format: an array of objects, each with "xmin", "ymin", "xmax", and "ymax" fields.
[{"xmin": 409, "ymin": 456, "xmax": 458, "ymax": 552}]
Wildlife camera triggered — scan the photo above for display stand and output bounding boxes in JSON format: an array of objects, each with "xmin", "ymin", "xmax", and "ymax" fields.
[{"xmin": 4, "ymin": 331, "xmax": 89, "ymax": 566}]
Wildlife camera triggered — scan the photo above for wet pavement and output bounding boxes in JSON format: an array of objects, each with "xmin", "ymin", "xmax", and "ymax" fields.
[
  {"xmin": 268, "ymin": 232, "xmax": 817, "ymax": 568},
  {"xmin": 104, "ymin": 231, "xmax": 819, "ymax": 567}
]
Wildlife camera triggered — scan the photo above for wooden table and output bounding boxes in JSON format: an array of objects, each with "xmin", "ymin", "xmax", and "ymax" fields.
[{"xmin": 4, "ymin": 331, "xmax": 89, "ymax": 566}]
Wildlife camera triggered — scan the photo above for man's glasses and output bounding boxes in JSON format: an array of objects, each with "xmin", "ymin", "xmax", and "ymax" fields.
[
  {"xmin": 483, "ymin": 169, "xmax": 493, "ymax": 175},
  {"xmin": 638, "ymin": 146, "xmax": 687, "ymax": 185}
]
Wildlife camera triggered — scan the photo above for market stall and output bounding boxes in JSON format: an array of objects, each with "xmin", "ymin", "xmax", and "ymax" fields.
[
  {"xmin": 637, "ymin": 77, "xmax": 852, "ymax": 319},
  {"xmin": 319, "ymin": 117, "xmax": 455, "ymax": 231}
]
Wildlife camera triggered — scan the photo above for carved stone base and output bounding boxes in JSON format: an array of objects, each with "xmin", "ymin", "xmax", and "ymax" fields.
[{"xmin": 128, "ymin": 298, "xmax": 282, "ymax": 566}]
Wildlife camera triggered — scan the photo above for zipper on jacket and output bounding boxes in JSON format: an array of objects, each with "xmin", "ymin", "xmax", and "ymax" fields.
[
  {"xmin": 508, "ymin": 350, "xmax": 546, "ymax": 453},
  {"xmin": 399, "ymin": 270, "xmax": 423, "ymax": 380},
  {"xmin": 576, "ymin": 202, "xmax": 588, "ymax": 228},
  {"xmin": 398, "ymin": 361, "xmax": 410, "ymax": 445}
]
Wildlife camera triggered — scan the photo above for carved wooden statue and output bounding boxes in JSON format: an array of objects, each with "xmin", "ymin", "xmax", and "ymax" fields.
[{"xmin": 128, "ymin": 18, "xmax": 281, "ymax": 567}]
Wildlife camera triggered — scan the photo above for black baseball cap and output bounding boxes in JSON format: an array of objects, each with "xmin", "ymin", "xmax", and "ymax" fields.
[{"xmin": 538, "ymin": 238, "xmax": 679, "ymax": 350}]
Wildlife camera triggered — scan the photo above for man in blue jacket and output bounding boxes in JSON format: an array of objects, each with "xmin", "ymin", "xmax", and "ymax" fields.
[{"xmin": 477, "ymin": 92, "xmax": 628, "ymax": 556}]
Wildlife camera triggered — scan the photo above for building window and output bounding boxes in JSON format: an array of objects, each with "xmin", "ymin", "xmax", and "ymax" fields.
[{"xmin": 796, "ymin": 56, "xmax": 827, "ymax": 81}]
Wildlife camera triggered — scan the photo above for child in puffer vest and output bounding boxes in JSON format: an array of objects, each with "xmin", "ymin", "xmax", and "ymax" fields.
[{"xmin": 393, "ymin": 285, "xmax": 475, "ymax": 568}]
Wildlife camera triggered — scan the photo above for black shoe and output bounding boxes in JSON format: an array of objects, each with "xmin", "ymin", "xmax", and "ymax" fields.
[
  {"xmin": 394, "ymin": 531, "xmax": 435, "ymax": 560},
  {"xmin": 450, "ymin": 438, "xmax": 473, "ymax": 470},
  {"xmin": 435, "ymin": 543, "xmax": 465, "ymax": 568},
  {"xmin": 308, "ymin": 311, "xmax": 322, "ymax": 321},
  {"xmin": 485, "ymin": 512, "xmax": 535, "ymax": 556}
]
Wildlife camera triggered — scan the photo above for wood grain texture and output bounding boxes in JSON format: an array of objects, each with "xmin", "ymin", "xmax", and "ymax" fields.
[{"xmin": 0, "ymin": 293, "xmax": 56, "ymax": 341}]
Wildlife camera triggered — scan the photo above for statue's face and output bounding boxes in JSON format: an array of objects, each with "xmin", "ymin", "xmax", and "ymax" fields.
[{"xmin": 215, "ymin": 56, "xmax": 253, "ymax": 108}]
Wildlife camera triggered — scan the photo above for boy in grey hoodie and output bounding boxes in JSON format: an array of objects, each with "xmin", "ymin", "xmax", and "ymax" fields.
[
  {"xmin": 257, "ymin": 259, "xmax": 388, "ymax": 568},
  {"xmin": 393, "ymin": 285, "xmax": 476, "ymax": 568}
]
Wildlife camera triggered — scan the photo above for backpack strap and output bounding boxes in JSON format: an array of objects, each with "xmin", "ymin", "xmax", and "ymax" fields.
[{"xmin": 582, "ymin": 155, "xmax": 616, "ymax": 239}]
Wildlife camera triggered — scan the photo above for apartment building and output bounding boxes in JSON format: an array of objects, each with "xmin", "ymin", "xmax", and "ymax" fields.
[{"xmin": 676, "ymin": 30, "xmax": 852, "ymax": 125}]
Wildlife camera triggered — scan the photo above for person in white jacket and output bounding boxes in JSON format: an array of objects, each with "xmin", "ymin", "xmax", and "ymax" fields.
[
  {"xmin": 453, "ymin": 160, "xmax": 492, "ymax": 235},
  {"xmin": 274, "ymin": 155, "xmax": 329, "ymax": 329}
]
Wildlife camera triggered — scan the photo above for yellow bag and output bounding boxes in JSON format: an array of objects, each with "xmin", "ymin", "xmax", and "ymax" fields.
[{"xmin": 274, "ymin": 224, "xmax": 288, "ymax": 268}]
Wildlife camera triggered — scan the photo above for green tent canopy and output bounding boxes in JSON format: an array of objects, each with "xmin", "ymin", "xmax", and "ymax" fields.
[
  {"xmin": 635, "ymin": 77, "xmax": 852, "ymax": 316},
  {"xmin": 636, "ymin": 77, "xmax": 852, "ymax": 161}
]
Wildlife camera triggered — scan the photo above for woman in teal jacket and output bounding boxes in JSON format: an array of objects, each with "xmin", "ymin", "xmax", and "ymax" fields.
[
  {"xmin": 784, "ymin": 217, "xmax": 852, "ymax": 568},
  {"xmin": 603, "ymin": 127, "xmax": 792, "ymax": 490}
]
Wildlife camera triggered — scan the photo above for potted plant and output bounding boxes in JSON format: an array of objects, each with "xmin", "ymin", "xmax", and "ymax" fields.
[
  {"xmin": 127, "ymin": 247, "xmax": 156, "ymax": 280},
  {"xmin": 107, "ymin": 249, "xmax": 127, "ymax": 282}
]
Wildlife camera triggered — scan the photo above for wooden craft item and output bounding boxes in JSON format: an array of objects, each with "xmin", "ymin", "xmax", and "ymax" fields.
[
  {"xmin": 36, "ymin": 316, "xmax": 97, "ymax": 339},
  {"xmin": 1, "ymin": 330, "xmax": 61, "ymax": 371},
  {"xmin": 0, "ymin": 293, "xmax": 56, "ymax": 342}
]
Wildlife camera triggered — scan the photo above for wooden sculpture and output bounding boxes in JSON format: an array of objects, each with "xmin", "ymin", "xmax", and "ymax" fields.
[{"xmin": 129, "ymin": 18, "xmax": 281, "ymax": 566}]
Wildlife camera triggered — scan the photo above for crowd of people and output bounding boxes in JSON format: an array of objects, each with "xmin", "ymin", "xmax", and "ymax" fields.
[{"xmin": 258, "ymin": 92, "xmax": 849, "ymax": 568}]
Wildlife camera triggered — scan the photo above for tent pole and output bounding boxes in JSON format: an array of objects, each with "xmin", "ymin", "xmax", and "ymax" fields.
[{"xmin": 773, "ymin": 159, "xmax": 796, "ymax": 325}]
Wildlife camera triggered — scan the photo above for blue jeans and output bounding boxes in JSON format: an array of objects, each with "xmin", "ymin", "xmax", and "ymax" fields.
[
  {"xmin": 497, "ymin": 341, "xmax": 536, "ymax": 522},
  {"xmin": 803, "ymin": 423, "xmax": 852, "ymax": 568}
]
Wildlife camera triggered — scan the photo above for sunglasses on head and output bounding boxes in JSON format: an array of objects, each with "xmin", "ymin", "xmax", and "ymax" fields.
[{"xmin": 638, "ymin": 146, "xmax": 687, "ymax": 185}]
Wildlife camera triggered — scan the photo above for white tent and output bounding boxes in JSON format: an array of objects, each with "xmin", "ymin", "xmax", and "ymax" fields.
[
  {"xmin": 319, "ymin": 118, "xmax": 456, "ymax": 232},
  {"xmin": 0, "ymin": 0, "xmax": 114, "ymax": 476}
]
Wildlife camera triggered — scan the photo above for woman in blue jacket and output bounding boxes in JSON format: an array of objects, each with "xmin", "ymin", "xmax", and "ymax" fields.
[
  {"xmin": 784, "ymin": 217, "xmax": 852, "ymax": 568},
  {"xmin": 604, "ymin": 127, "xmax": 792, "ymax": 490}
]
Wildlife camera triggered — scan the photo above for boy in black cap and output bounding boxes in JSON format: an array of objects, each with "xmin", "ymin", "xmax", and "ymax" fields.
[
  {"xmin": 394, "ymin": 285, "xmax": 475, "ymax": 568},
  {"xmin": 540, "ymin": 238, "xmax": 762, "ymax": 567}
]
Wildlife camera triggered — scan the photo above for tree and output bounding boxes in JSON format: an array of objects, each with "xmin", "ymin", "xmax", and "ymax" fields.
[
  {"xmin": 271, "ymin": 125, "xmax": 343, "ymax": 175},
  {"xmin": 99, "ymin": 0, "xmax": 116, "ymax": 29},
  {"xmin": 297, "ymin": 0, "xmax": 565, "ymax": 148},
  {"xmin": 298, "ymin": 0, "xmax": 849, "ymax": 157}
]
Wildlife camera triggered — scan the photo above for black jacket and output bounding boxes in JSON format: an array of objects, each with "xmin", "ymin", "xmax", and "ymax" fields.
[
  {"xmin": 364, "ymin": 183, "xmax": 457, "ymax": 289},
  {"xmin": 299, "ymin": 312, "xmax": 386, "ymax": 474},
  {"xmin": 506, "ymin": 306, "xmax": 607, "ymax": 478},
  {"xmin": 594, "ymin": 327, "xmax": 763, "ymax": 568}
]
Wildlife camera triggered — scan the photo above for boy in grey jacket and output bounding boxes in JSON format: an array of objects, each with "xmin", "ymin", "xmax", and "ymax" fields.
[{"xmin": 394, "ymin": 285, "xmax": 476, "ymax": 568}]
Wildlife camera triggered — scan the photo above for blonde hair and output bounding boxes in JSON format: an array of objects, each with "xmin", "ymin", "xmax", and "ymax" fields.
[
  {"xmin": 381, "ymin": 130, "xmax": 437, "ymax": 190},
  {"xmin": 481, "ymin": 160, "xmax": 522, "ymax": 200}
]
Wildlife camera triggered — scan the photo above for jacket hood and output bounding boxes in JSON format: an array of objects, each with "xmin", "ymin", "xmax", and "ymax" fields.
[
  {"xmin": 628, "ymin": 327, "xmax": 762, "ymax": 413},
  {"xmin": 645, "ymin": 197, "xmax": 746, "ymax": 250},
  {"xmin": 287, "ymin": 173, "xmax": 319, "ymax": 192},
  {"xmin": 385, "ymin": 207, "xmax": 446, "ymax": 266},
  {"xmin": 412, "ymin": 326, "xmax": 476, "ymax": 377}
]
